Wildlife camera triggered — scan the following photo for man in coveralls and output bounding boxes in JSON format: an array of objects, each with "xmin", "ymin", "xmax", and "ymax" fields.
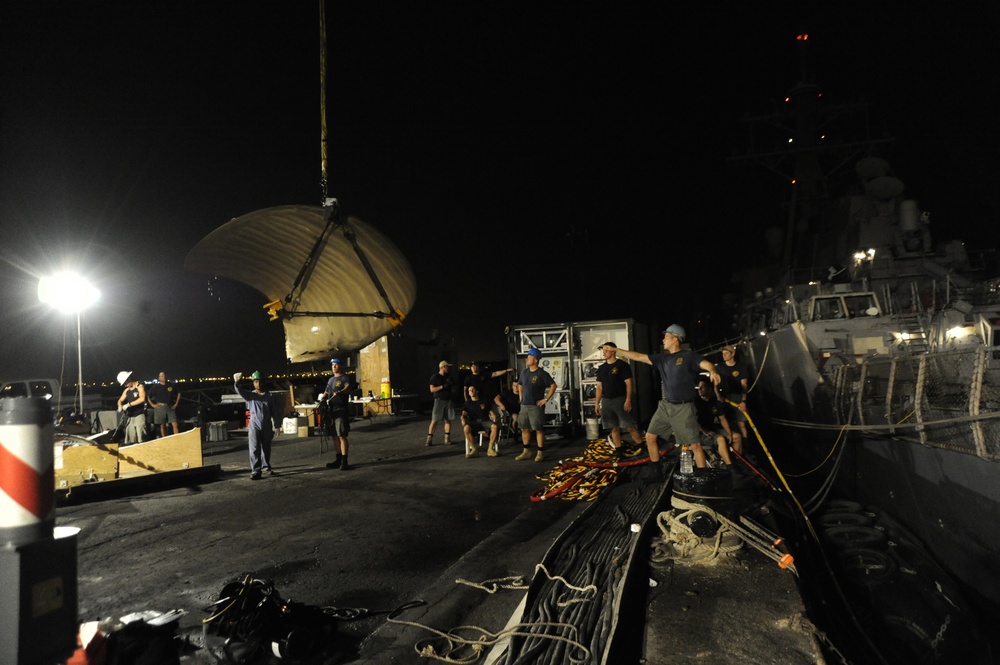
[{"xmin": 233, "ymin": 370, "xmax": 279, "ymax": 480}]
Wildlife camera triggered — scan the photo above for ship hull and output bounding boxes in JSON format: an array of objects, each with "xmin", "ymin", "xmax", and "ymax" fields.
[{"xmin": 745, "ymin": 326, "xmax": 1000, "ymax": 610}]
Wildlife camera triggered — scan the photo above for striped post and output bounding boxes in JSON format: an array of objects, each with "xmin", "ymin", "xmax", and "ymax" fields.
[{"xmin": 0, "ymin": 397, "xmax": 55, "ymax": 547}]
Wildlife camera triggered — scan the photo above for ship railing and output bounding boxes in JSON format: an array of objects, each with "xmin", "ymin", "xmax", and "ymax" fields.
[{"xmin": 836, "ymin": 346, "xmax": 1000, "ymax": 461}]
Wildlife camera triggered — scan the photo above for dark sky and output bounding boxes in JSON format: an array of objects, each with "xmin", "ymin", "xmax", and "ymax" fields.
[{"xmin": 2, "ymin": 2, "xmax": 999, "ymax": 385}]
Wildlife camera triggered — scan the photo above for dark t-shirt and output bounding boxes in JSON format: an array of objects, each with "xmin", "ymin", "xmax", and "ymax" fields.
[
  {"xmin": 324, "ymin": 374, "xmax": 355, "ymax": 413},
  {"xmin": 596, "ymin": 360, "xmax": 633, "ymax": 399},
  {"xmin": 716, "ymin": 360, "xmax": 748, "ymax": 396},
  {"xmin": 462, "ymin": 398, "xmax": 494, "ymax": 423},
  {"xmin": 516, "ymin": 367, "xmax": 555, "ymax": 405},
  {"xmin": 695, "ymin": 395, "xmax": 726, "ymax": 430},
  {"xmin": 147, "ymin": 382, "xmax": 177, "ymax": 406},
  {"xmin": 496, "ymin": 389, "xmax": 520, "ymax": 414},
  {"xmin": 429, "ymin": 372, "xmax": 455, "ymax": 401},
  {"xmin": 650, "ymin": 349, "xmax": 704, "ymax": 402}
]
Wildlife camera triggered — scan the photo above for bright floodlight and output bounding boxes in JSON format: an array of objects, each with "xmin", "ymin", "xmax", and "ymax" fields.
[
  {"xmin": 38, "ymin": 271, "xmax": 100, "ymax": 416},
  {"xmin": 38, "ymin": 272, "xmax": 100, "ymax": 313}
]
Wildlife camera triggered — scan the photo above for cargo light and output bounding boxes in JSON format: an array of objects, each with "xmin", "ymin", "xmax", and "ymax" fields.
[{"xmin": 38, "ymin": 272, "xmax": 100, "ymax": 416}]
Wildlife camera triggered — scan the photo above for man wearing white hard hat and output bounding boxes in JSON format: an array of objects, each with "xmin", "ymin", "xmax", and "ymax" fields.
[
  {"xmin": 116, "ymin": 371, "xmax": 147, "ymax": 444},
  {"xmin": 601, "ymin": 324, "xmax": 721, "ymax": 471}
]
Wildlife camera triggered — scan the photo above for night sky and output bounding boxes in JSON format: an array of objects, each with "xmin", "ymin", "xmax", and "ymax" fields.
[{"xmin": 2, "ymin": 2, "xmax": 999, "ymax": 386}]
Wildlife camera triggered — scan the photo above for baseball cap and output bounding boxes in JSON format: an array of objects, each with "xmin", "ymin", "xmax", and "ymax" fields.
[
  {"xmin": 527, "ymin": 348, "xmax": 542, "ymax": 358},
  {"xmin": 664, "ymin": 324, "xmax": 686, "ymax": 339},
  {"xmin": 722, "ymin": 346, "xmax": 736, "ymax": 354},
  {"xmin": 438, "ymin": 360, "xmax": 453, "ymax": 369},
  {"xmin": 599, "ymin": 341, "xmax": 617, "ymax": 349}
]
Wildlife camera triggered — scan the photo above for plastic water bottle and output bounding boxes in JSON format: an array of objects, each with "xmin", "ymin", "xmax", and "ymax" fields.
[{"xmin": 680, "ymin": 445, "xmax": 694, "ymax": 475}]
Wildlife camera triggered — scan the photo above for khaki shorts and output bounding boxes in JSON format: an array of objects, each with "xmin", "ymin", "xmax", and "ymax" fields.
[
  {"xmin": 431, "ymin": 399, "xmax": 456, "ymax": 422},
  {"xmin": 519, "ymin": 404, "xmax": 546, "ymax": 431},
  {"xmin": 599, "ymin": 396, "xmax": 637, "ymax": 430},
  {"xmin": 647, "ymin": 401, "xmax": 699, "ymax": 446}
]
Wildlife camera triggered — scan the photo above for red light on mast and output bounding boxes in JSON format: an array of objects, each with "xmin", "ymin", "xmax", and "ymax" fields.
[{"xmin": 796, "ymin": 33, "xmax": 809, "ymax": 41}]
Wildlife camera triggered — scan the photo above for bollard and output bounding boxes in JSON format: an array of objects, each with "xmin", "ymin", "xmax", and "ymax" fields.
[
  {"xmin": 0, "ymin": 396, "xmax": 78, "ymax": 665},
  {"xmin": 0, "ymin": 397, "xmax": 55, "ymax": 547}
]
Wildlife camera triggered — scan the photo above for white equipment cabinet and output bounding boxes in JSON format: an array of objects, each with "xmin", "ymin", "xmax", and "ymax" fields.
[{"xmin": 507, "ymin": 319, "xmax": 655, "ymax": 436}]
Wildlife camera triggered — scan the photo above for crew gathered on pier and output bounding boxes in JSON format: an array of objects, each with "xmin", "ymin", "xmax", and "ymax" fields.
[{"xmin": 101, "ymin": 324, "xmax": 751, "ymax": 482}]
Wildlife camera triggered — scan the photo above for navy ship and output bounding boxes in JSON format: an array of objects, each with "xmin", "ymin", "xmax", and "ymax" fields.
[{"xmin": 727, "ymin": 33, "xmax": 1000, "ymax": 663}]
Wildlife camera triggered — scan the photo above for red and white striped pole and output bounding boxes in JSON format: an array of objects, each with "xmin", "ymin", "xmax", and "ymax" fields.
[{"xmin": 0, "ymin": 397, "xmax": 55, "ymax": 547}]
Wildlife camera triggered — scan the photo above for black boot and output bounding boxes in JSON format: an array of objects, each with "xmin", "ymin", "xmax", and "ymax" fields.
[{"xmin": 326, "ymin": 454, "xmax": 343, "ymax": 469}]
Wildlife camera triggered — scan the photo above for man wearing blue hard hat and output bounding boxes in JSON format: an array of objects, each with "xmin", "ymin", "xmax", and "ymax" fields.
[
  {"xmin": 600, "ymin": 324, "xmax": 721, "ymax": 474},
  {"xmin": 513, "ymin": 347, "xmax": 557, "ymax": 462},
  {"xmin": 319, "ymin": 358, "xmax": 355, "ymax": 470}
]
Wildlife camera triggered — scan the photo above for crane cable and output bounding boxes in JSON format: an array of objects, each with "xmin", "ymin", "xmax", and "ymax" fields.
[{"xmin": 268, "ymin": 2, "xmax": 404, "ymax": 328}]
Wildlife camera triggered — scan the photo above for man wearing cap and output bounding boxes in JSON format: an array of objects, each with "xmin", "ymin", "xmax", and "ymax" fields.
[
  {"xmin": 319, "ymin": 358, "xmax": 355, "ymax": 470},
  {"xmin": 595, "ymin": 342, "xmax": 644, "ymax": 458},
  {"xmin": 426, "ymin": 360, "xmax": 456, "ymax": 446},
  {"xmin": 601, "ymin": 324, "xmax": 721, "ymax": 469},
  {"xmin": 514, "ymin": 347, "xmax": 557, "ymax": 462},
  {"xmin": 116, "ymin": 371, "xmax": 147, "ymax": 444},
  {"xmin": 715, "ymin": 346, "xmax": 748, "ymax": 452},
  {"xmin": 233, "ymin": 371, "xmax": 279, "ymax": 480},
  {"xmin": 463, "ymin": 361, "xmax": 514, "ymax": 402}
]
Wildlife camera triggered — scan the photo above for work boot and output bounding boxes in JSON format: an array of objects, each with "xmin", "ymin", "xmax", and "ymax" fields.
[
  {"xmin": 340, "ymin": 456, "xmax": 350, "ymax": 470},
  {"xmin": 534, "ymin": 450, "xmax": 544, "ymax": 463},
  {"xmin": 444, "ymin": 435, "xmax": 453, "ymax": 445},
  {"xmin": 466, "ymin": 448, "xmax": 480, "ymax": 459},
  {"xmin": 487, "ymin": 446, "xmax": 498, "ymax": 457},
  {"xmin": 326, "ymin": 454, "xmax": 343, "ymax": 469},
  {"xmin": 425, "ymin": 435, "xmax": 433, "ymax": 447},
  {"xmin": 514, "ymin": 448, "xmax": 532, "ymax": 461},
  {"xmin": 250, "ymin": 471, "xmax": 261, "ymax": 481},
  {"xmin": 614, "ymin": 446, "xmax": 625, "ymax": 459}
]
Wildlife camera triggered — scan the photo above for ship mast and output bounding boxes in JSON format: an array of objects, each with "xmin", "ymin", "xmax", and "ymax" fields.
[{"xmin": 729, "ymin": 32, "xmax": 892, "ymax": 281}]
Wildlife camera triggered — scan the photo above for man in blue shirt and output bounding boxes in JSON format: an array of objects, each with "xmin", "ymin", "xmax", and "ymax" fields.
[
  {"xmin": 602, "ymin": 324, "xmax": 721, "ymax": 467},
  {"xmin": 513, "ymin": 348, "xmax": 556, "ymax": 462},
  {"xmin": 319, "ymin": 358, "xmax": 355, "ymax": 470}
]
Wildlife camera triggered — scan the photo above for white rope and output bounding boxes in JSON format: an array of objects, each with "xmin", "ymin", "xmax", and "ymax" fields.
[
  {"xmin": 389, "ymin": 566, "xmax": 595, "ymax": 663},
  {"xmin": 651, "ymin": 497, "xmax": 797, "ymax": 575}
]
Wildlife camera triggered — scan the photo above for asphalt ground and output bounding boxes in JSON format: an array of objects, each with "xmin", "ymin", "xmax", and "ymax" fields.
[
  {"xmin": 55, "ymin": 414, "xmax": 820, "ymax": 664},
  {"xmin": 57, "ymin": 414, "xmax": 593, "ymax": 663}
]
